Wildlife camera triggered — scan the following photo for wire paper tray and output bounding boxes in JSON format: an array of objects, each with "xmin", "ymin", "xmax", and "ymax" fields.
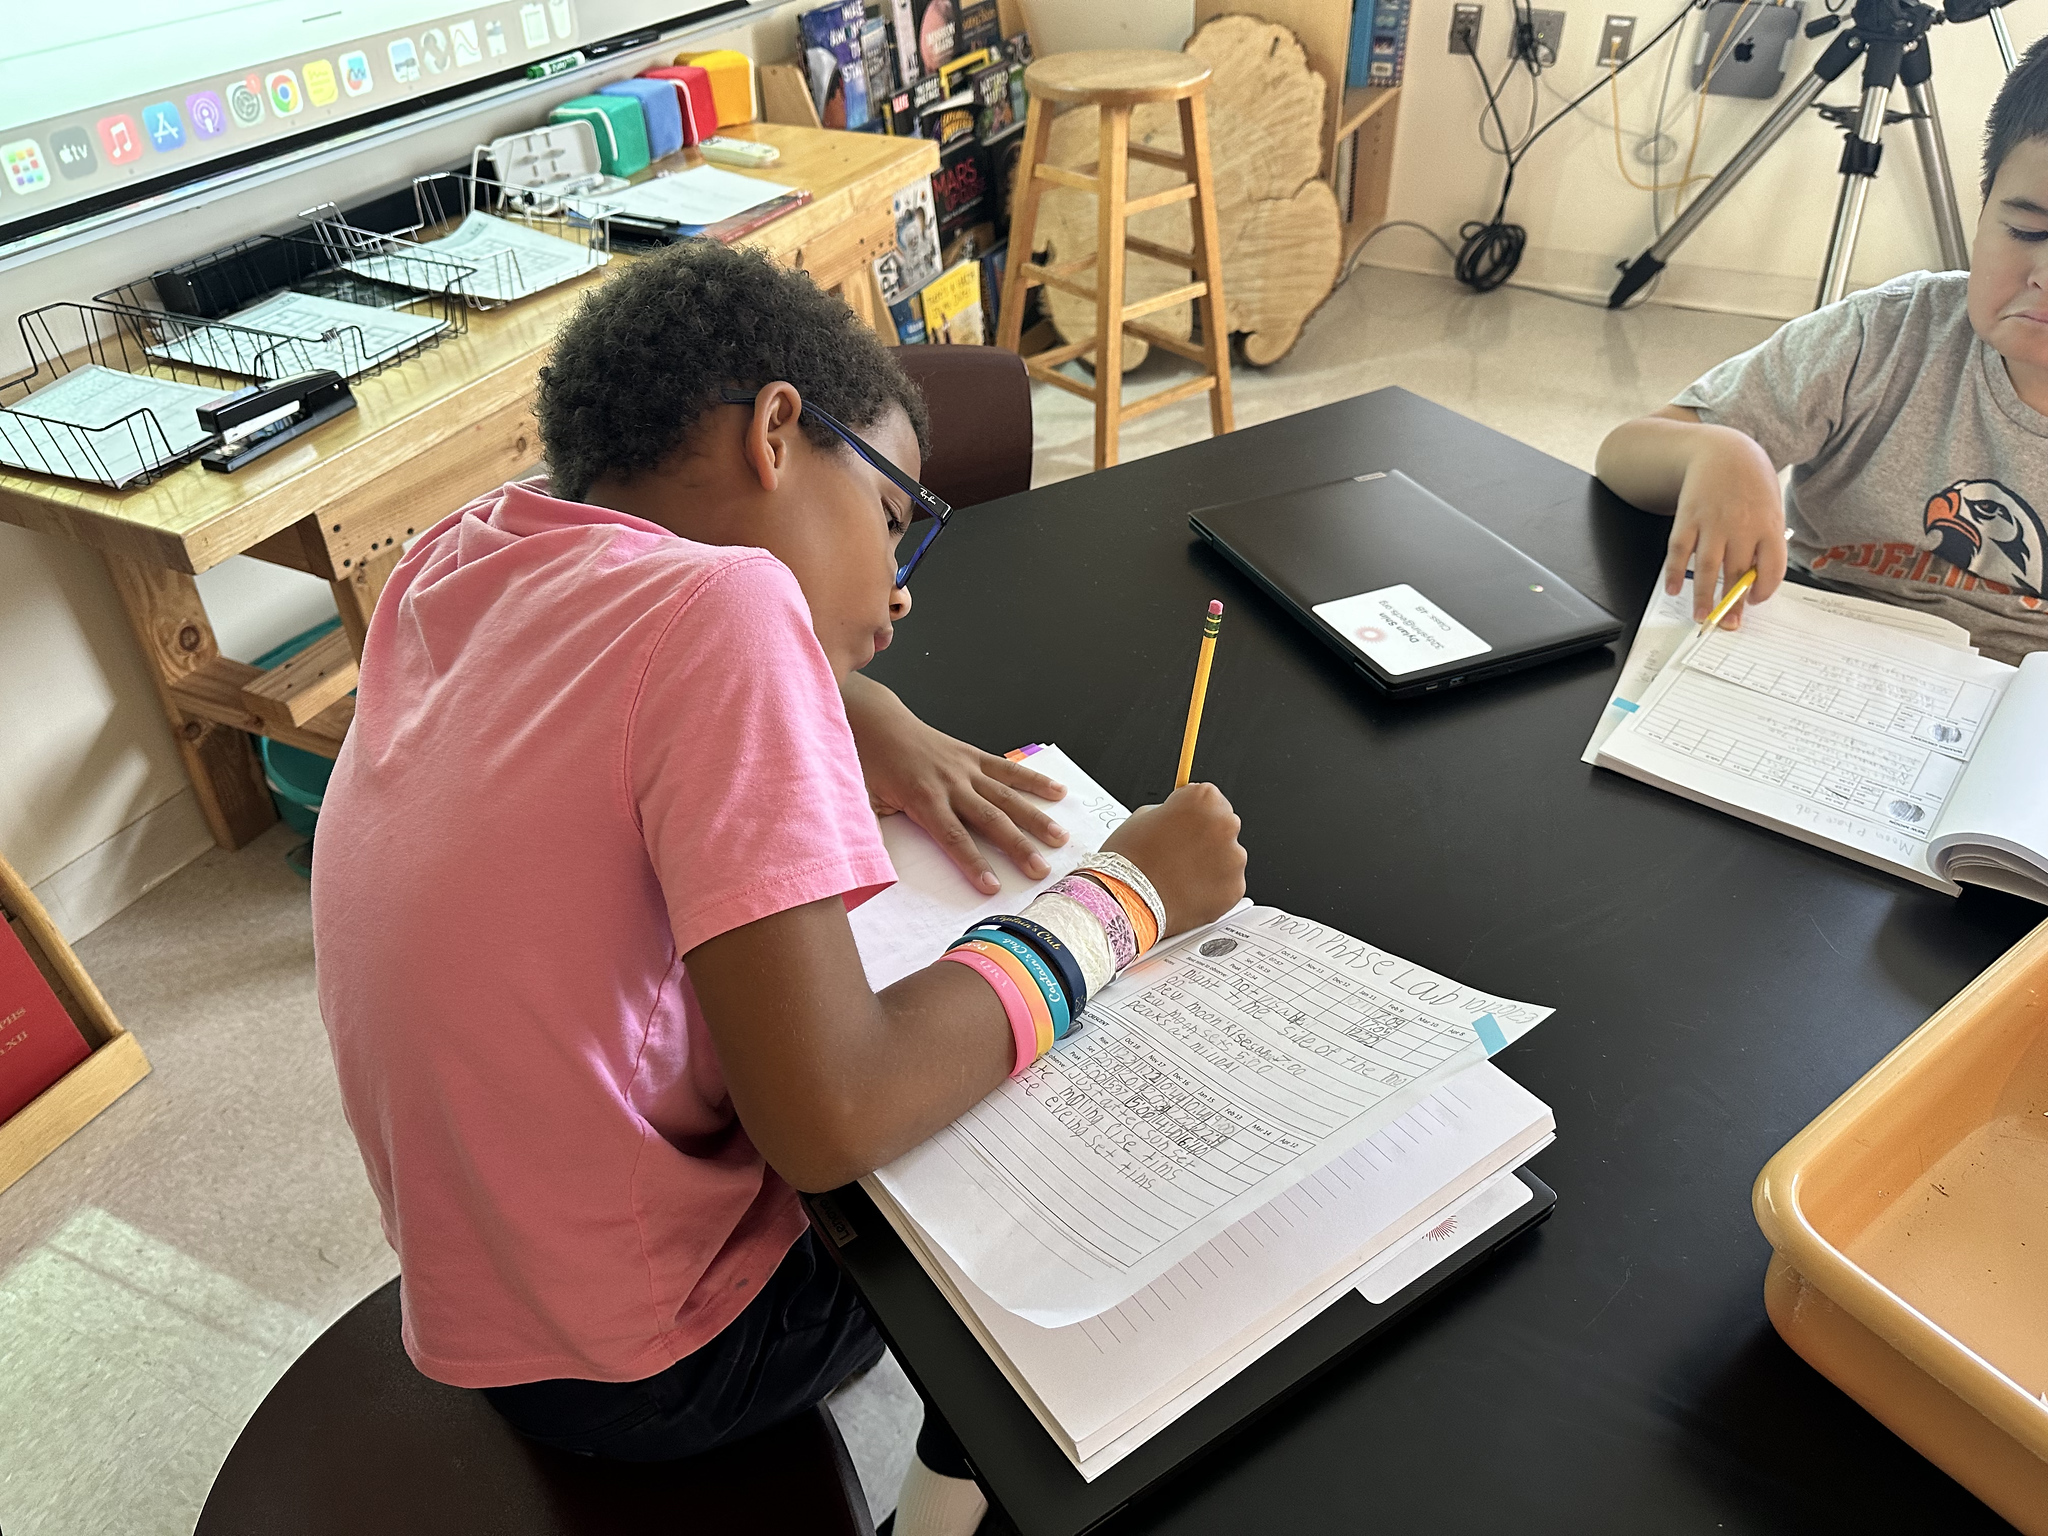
[
  {"xmin": 297, "ymin": 170, "xmax": 611, "ymax": 311},
  {"xmin": 96, "ymin": 230, "xmax": 467, "ymax": 383},
  {"xmin": 0, "ymin": 303, "xmax": 258, "ymax": 488}
]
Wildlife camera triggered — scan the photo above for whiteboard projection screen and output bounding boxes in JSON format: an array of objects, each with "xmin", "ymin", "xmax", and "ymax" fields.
[{"xmin": 0, "ymin": 0, "xmax": 741, "ymax": 247}]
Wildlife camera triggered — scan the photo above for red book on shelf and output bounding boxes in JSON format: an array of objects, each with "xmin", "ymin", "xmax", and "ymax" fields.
[{"xmin": 0, "ymin": 919, "xmax": 91, "ymax": 1124}]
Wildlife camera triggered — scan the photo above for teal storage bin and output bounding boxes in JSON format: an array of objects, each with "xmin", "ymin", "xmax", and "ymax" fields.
[
  {"xmin": 250, "ymin": 618, "xmax": 344, "ymax": 841},
  {"xmin": 550, "ymin": 94, "xmax": 651, "ymax": 177}
]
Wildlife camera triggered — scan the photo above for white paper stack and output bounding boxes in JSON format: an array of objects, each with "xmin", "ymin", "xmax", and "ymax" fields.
[{"xmin": 847, "ymin": 746, "xmax": 1557, "ymax": 1474}]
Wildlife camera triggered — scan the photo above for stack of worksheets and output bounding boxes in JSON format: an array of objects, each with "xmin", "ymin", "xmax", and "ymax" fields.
[{"xmin": 848, "ymin": 747, "xmax": 1556, "ymax": 1476}]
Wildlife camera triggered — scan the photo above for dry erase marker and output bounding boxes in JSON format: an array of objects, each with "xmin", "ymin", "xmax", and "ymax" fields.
[
  {"xmin": 1698, "ymin": 569, "xmax": 1757, "ymax": 635},
  {"xmin": 526, "ymin": 52, "xmax": 586, "ymax": 79},
  {"xmin": 1175, "ymin": 601, "xmax": 1225, "ymax": 789}
]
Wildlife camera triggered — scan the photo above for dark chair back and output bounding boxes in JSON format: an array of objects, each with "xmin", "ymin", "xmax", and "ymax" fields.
[
  {"xmin": 889, "ymin": 345, "xmax": 1033, "ymax": 509},
  {"xmin": 196, "ymin": 1280, "xmax": 875, "ymax": 1536}
]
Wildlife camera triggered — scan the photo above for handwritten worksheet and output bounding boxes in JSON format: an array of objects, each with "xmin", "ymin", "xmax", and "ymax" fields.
[
  {"xmin": 1582, "ymin": 573, "xmax": 1975, "ymax": 763},
  {"xmin": 1598, "ymin": 592, "xmax": 2015, "ymax": 886},
  {"xmin": 873, "ymin": 906, "xmax": 1551, "ymax": 1324},
  {"xmin": 875, "ymin": 1062, "xmax": 1552, "ymax": 1469}
]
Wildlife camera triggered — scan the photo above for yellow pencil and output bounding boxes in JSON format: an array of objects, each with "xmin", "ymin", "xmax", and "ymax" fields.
[
  {"xmin": 1175, "ymin": 601, "xmax": 1224, "ymax": 789},
  {"xmin": 1697, "ymin": 569, "xmax": 1757, "ymax": 636}
]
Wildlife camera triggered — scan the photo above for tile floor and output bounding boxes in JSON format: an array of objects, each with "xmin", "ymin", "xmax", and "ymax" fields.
[{"xmin": 0, "ymin": 268, "xmax": 1778, "ymax": 1536}]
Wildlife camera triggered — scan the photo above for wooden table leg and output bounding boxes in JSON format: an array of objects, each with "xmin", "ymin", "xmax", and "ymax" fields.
[
  {"xmin": 331, "ymin": 544, "xmax": 403, "ymax": 658},
  {"xmin": 100, "ymin": 553, "xmax": 277, "ymax": 851}
]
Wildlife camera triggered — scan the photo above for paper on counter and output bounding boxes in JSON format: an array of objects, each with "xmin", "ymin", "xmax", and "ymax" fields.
[
  {"xmin": 0, "ymin": 365, "xmax": 224, "ymax": 486},
  {"xmin": 573, "ymin": 164, "xmax": 795, "ymax": 227},
  {"xmin": 344, "ymin": 211, "xmax": 607, "ymax": 303},
  {"xmin": 148, "ymin": 291, "xmax": 446, "ymax": 380},
  {"xmin": 1583, "ymin": 572, "xmax": 1977, "ymax": 764}
]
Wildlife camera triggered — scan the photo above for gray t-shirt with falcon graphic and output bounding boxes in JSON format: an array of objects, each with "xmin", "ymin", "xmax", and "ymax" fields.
[{"xmin": 1675, "ymin": 270, "xmax": 2047, "ymax": 664}]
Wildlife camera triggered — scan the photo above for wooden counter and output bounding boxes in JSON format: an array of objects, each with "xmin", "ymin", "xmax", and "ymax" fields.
[{"xmin": 0, "ymin": 123, "xmax": 939, "ymax": 848}]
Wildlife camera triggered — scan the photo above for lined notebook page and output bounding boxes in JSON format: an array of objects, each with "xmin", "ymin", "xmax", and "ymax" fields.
[
  {"xmin": 1583, "ymin": 575, "xmax": 1975, "ymax": 764},
  {"xmin": 873, "ymin": 1061, "xmax": 1553, "ymax": 1466},
  {"xmin": 847, "ymin": 743, "xmax": 1131, "ymax": 992},
  {"xmin": 1598, "ymin": 591, "xmax": 2014, "ymax": 888},
  {"xmin": 875, "ymin": 909, "xmax": 1551, "ymax": 1325}
]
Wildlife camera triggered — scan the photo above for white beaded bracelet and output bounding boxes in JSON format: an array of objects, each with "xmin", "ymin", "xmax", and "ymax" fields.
[{"xmin": 1022, "ymin": 889, "xmax": 1117, "ymax": 1000}]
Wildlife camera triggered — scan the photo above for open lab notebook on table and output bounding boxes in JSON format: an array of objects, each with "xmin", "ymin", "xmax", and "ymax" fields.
[
  {"xmin": 1189, "ymin": 471, "xmax": 1621, "ymax": 698},
  {"xmin": 1587, "ymin": 577, "xmax": 2048, "ymax": 901},
  {"xmin": 833, "ymin": 746, "xmax": 1557, "ymax": 1522}
]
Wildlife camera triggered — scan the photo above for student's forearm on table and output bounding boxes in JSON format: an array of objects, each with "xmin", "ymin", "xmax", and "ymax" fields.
[
  {"xmin": 688, "ymin": 904, "xmax": 1013, "ymax": 1192},
  {"xmin": 1594, "ymin": 408, "xmax": 1718, "ymax": 514},
  {"xmin": 749, "ymin": 965, "xmax": 1012, "ymax": 1191}
]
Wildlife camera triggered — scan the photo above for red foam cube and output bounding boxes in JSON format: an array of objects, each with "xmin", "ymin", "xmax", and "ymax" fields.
[{"xmin": 641, "ymin": 66, "xmax": 718, "ymax": 146}]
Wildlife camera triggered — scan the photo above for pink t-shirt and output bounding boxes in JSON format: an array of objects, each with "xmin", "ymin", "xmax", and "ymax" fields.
[{"xmin": 312, "ymin": 480, "xmax": 894, "ymax": 1388}]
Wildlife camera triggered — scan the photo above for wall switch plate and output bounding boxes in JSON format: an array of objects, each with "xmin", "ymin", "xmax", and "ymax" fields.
[
  {"xmin": 1515, "ymin": 9, "xmax": 1566, "ymax": 65},
  {"xmin": 1449, "ymin": 4, "xmax": 1483, "ymax": 55},
  {"xmin": 1598, "ymin": 13, "xmax": 1635, "ymax": 64}
]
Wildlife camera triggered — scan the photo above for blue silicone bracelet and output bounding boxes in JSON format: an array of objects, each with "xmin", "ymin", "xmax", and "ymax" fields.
[
  {"xmin": 963, "ymin": 925, "xmax": 1073, "ymax": 1039},
  {"xmin": 967, "ymin": 913, "xmax": 1087, "ymax": 1015}
]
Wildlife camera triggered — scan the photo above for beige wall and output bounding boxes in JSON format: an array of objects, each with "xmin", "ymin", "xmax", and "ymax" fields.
[
  {"xmin": 1020, "ymin": 0, "xmax": 2043, "ymax": 311},
  {"xmin": 0, "ymin": 3, "xmax": 809, "ymax": 938}
]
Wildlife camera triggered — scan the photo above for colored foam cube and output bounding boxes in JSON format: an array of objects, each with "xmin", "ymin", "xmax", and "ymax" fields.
[
  {"xmin": 599, "ymin": 79, "xmax": 683, "ymax": 161},
  {"xmin": 673, "ymin": 49, "xmax": 755, "ymax": 126},
  {"xmin": 641, "ymin": 65, "xmax": 718, "ymax": 144},
  {"xmin": 548, "ymin": 93, "xmax": 650, "ymax": 177}
]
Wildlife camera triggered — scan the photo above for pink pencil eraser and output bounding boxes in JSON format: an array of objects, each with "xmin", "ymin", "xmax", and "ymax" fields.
[{"xmin": 1208, "ymin": 600, "xmax": 1224, "ymax": 616}]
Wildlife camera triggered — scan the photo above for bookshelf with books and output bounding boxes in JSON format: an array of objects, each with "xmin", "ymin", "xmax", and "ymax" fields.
[
  {"xmin": 774, "ymin": 0, "xmax": 1039, "ymax": 348},
  {"xmin": 0, "ymin": 851, "xmax": 150, "ymax": 1196},
  {"xmin": 1192, "ymin": 0, "xmax": 1403, "ymax": 266}
]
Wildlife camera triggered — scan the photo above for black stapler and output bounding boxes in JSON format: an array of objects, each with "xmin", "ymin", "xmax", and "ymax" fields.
[{"xmin": 198, "ymin": 371, "xmax": 357, "ymax": 472}]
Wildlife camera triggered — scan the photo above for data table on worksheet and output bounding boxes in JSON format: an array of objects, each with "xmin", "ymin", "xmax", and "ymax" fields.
[{"xmin": 1605, "ymin": 603, "xmax": 2014, "ymax": 861}]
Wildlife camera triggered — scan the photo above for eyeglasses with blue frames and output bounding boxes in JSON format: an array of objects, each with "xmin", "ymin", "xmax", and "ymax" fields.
[{"xmin": 720, "ymin": 389, "xmax": 950, "ymax": 589}]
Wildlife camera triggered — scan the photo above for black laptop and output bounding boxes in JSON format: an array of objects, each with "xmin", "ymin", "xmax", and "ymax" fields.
[{"xmin": 1191, "ymin": 471, "xmax": 1622, "ymax": 698}]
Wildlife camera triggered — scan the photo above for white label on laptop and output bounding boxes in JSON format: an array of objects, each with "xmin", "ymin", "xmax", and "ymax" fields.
[{"xmin": 1313, "ymin": 584, "xmax": 1493, "ymax": 676}]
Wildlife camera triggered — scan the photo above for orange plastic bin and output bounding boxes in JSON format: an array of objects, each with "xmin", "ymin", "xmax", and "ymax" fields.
[{"xmin": 1754, "ymin": 917, "xmax": 2048, "ymax": 1534}]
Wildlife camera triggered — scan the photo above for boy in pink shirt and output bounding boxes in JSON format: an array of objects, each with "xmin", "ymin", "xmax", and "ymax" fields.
[{"xmin": 313, "ymin": 241, "xmax": 1247, "ymax": 1534}]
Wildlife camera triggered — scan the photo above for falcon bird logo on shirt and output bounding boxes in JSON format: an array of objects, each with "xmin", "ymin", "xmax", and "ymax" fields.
[{"xmin": 1922, "ymin": 479, "xmax": 2046, "ymax": 598}]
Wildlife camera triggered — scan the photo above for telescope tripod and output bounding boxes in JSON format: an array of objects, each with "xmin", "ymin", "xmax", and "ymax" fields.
[{"xmin": 1609, "ymin": 0, "xmax": 2021, "ymax": 310}]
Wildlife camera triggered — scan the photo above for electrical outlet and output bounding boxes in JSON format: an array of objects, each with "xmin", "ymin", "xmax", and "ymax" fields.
[
  {"xmin": 1449, "ymin": 4, "xmax": 1483, "ymax": 55},
  {"xmin": 1513, "ymin": 9, "xmax": 1566, "ymax": 66},
  {"xmin": 1598, "ymin": 13, "xmax": 1636, "ymax": 64}
]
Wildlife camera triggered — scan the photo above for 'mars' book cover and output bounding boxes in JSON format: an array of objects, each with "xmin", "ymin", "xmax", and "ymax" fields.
[{"xmin": 0, "ymin": 919, "xmax": 90, "ymax": 1123}]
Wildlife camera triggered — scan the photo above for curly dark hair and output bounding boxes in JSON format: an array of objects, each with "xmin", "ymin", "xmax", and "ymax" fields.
[
  {"xmin": 1983, "ymin": 32, "xmax": 2048, "ymax": 197},
  {"xmin": 536, "ymin": 240, "xmax": 930, "ymax": 503}
]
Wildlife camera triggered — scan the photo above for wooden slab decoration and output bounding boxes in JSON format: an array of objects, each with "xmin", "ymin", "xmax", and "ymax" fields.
[{"xmin": 1031, "ymin": 16, "xmax": 1342, "ymax": 369}]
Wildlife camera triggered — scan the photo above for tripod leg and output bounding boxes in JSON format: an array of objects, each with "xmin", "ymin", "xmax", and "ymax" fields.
[
  {"xmin": 1903, "ymin": 72, "xmax": 1970, "ymax": 271},
  {"xmin": 1818, "ymin": 79, "xmax": 1894, "ymax": 307},
  {"xmin": 1989, "ymin": 10, "xmax": 2018, "ymax": 73},
  {"xmin": 1608, "ymin": 32, "xmax": 1863, "ymax": 308}
]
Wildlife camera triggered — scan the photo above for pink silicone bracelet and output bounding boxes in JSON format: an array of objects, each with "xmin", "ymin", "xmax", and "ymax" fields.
[
  {"xmin": 941, "ymin": 948, "xmax": 1041, "ymax": 1077},
  {"xmin": 1050, "ymin": 874, "xmax": 1137, "ymax": 972}
]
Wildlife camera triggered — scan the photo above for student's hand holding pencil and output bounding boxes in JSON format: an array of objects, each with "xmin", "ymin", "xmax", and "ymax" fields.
[{"xmin": 1101, "ymin": 785, "xmax": 1248, "ymax": 939}]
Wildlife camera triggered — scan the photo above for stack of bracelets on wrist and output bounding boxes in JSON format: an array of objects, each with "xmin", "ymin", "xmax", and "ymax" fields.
[{"xmin": 937, "ymin": 854, "xmax": 1171, "ymax": 1077}]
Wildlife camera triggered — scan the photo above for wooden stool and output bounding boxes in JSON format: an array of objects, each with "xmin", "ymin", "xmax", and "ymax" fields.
[{"xmin": 996, "ymin": 50, "xmax": 1235, "ymax": 470}]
